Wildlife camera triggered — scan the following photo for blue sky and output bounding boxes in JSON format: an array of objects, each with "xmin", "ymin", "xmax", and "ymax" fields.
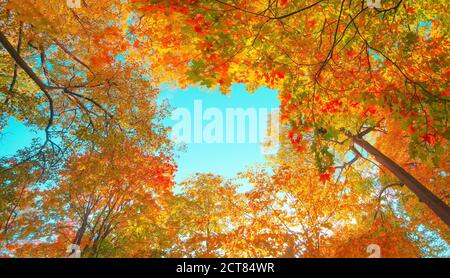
[
  {"xmin": 159, "ymin": 84, "xmax": 279, "ymax": 183},
  {"xmin": 0, "ymin": 119, "xmax": 43, "ymax": 157}
]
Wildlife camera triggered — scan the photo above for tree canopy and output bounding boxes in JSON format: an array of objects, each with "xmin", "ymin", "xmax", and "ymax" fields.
[{"xmin": 0, "ymin": 0, "xmax": 448, "ymax": 257}]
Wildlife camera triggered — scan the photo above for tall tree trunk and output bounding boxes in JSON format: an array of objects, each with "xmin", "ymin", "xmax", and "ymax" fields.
[
  {"xmin": 73, "ymin": 218, "xmax": 88, "ymax": 246},
  {"xmin": 351, "ymin": 136, "xmax": 450, "ymax": 228}
]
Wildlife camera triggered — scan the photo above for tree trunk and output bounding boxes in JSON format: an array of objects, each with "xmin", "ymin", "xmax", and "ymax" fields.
[{"xmin": 351, "ymin": 136, "xmax": 450, "ymax": 228}]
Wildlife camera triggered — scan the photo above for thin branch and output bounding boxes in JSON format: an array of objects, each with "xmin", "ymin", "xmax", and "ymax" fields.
[{"xmin": 378, "ymin": 182, "xmax": 404, "ymax": 201}]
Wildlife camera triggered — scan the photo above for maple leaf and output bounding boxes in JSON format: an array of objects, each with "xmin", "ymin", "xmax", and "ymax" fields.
[
  {"xmin": 421, "ymin": 133, "xmax": 437, "ymax": 145},
  {"xmin": 280, "ymin": 0, "xmax": 290, "ymax": 8},
  {"xmin": 272, "ymin": 70, "xmax": 285, "ymax": 79},
  {"xmin": 319, "ymin": 173, "xmax": 331, "ymax": 183},
  {"xmin": 362, "ymin": 105, "xmax": 377, "ymax": 117}
]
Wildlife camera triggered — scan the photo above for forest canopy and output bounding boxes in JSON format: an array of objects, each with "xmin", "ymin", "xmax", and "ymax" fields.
[{"xmin": 0, "ymin": 0, "xmax": 449, "ymax": 258}]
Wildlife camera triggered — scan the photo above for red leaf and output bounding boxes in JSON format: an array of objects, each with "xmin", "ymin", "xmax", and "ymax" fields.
[
  {"xmin": 421, "ymin": 133, "xmax": 436, "ymax": 145},
  {"xmin": 280, "ymin": 0, "xmax": 290, "ymax": 7},
  {"xmin": 319, "ymin": 173, "xmax": 331, "ymax": 183}
]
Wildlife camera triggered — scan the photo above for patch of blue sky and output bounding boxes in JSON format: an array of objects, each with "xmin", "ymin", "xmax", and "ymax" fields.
[
  {"xmin": 0, "ymin": 118, "xmax": 44, "ymax": 157},
  {"xmin": 158, "ymin": 83, "xmax": 280, "ymax": 192}
]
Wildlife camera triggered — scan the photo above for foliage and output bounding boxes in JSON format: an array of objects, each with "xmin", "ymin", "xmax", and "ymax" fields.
[{"xmin": 0, "ymin": 0, "xmax": 448, "ymax": 257}]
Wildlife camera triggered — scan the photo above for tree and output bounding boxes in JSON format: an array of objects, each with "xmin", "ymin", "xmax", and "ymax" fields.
[
  {"xmin": 0, "ymin": 1, "xmax": 176, "ymax": 256},
  {"xmin": 374, "ymin": 119, "xmax": 450, "ymax": 245},
  {"xmin": 168, "ymin": 173, "xmax": 244, "ymax": 257},
  {"xmin": 0, "ymin": 159, "xmax": 42, "ymax": 256},
  {"xmin": 1, "ymin": 0, "xmax": 448, "ymax": 258},
  {"xmin": 130, "ymin": 0, "xmax": 450, "ymax": 227},
  {"xmin": 236, "ymin": 126, "xmax": 432, "ymax": 257},
  {"xmin": 10, "ymin": 137, "xmax": 175, "ymax": 257},
  {"xmin": 1, "ymin": 0, "xmax": 171, "ymax": 171}
]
